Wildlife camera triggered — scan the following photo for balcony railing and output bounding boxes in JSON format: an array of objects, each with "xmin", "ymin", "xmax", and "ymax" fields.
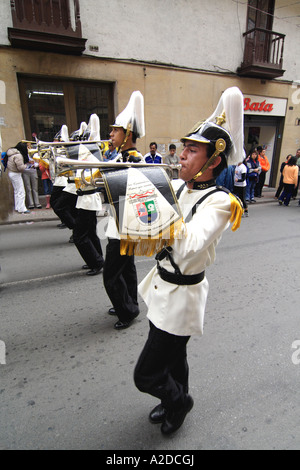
[
  {"xmin": 8, "ymin": 0, "xmax": 86, "ymax": 55},
  {"xmin": 238, "ymin": 28, "xmax": 285, "ymax": 79}
]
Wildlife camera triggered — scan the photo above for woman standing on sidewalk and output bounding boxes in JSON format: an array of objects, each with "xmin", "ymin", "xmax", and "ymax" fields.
[
  {"xmin": 278, "ymin": 156, "xmax": 298, "ymax": 206},
  {"xmin": 246, "ymin": 150, "xmax": 261, "ymax": 203},
  {"xmin": 6, "ymin": 143, "xmax": 30, "ymax": 214},
  {"xmin": 255, "ymin": 146, "xmax": 270, "ymax": 198},
  {"xmin": 18, "ymin": 142, "xmax": 42, "ymax": 210}
]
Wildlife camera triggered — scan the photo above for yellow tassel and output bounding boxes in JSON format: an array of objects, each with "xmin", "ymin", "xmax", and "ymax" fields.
[
  {"xmin": 119, "ymin": 218, "xmax": 185, "ymax": 257},
  {"xmin": 229, "ymin": 193, "xmax": 243, "ymax": 231}
]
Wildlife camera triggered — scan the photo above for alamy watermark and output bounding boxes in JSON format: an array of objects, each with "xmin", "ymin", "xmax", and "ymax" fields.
[
  {"xmin": 0, "ymin": 340, "xmax": 6, "ymax": 365},
  {"xmin": 291, "ymin": 80, "xmax": 300, "ymax": 106},
  {"xmin": 291, "ymin": 340, "xmax": 300, "ymax": 365}
]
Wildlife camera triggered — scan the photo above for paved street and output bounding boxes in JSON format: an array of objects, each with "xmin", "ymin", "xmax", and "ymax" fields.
[{"xmin": 0, "ymin": 197, "xmax": 300, "ymax": 450}]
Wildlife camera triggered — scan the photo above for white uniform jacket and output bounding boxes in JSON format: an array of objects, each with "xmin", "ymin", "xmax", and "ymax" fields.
[
  {"xmin": 75, "ymin": 169, "xmax": 103, "ymax": 212},
  {"xmin": 138, "ymin": 184, "xmax": 232, "ymax": 337},
  {"xmin": 53, "ymin": 175, "xmax": 68, "ymax": 187}
]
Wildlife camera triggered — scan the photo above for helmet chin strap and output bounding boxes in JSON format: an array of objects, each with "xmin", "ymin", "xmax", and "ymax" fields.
[
  {"xmin": 118, "ymin": 124, "xmax": 132, "ymax": 152},
  {"xmin": 189, "ymin": 138, "xmax": 226, "ymax": 182}
]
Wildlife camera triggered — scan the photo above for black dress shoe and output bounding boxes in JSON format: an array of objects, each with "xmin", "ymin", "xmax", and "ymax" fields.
[
  {"xmin": 86, "ymin": 267, "xmax": 103, "ymax": 276},
  {"xmin": 82, "ymin": 265, "xmax": 90, "ymax": 270},
  {"xmin": 114, "ymin": 320, "xmax": 132, "ymax": 330},
  {"xmin": 108, "ymin": 307, "xmax": 116, "ymax": 315},
  {"xmin": 149, "ymin": 404, "xmax": 166, "ymax": 424},
  {"xmin": 57, "ymin": 223, "xmax": 67, "ymax": 229},
  {"xmin": 161, "ymin": 395, "xmax": 194, "ymax": 435}
]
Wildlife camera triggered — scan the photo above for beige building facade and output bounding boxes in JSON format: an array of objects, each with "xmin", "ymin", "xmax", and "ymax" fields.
[
  {"xmin": 1, "ymin": 1, "xmax": 300, "ymax": 188},
  {"xmin": 1, "ymin": 46, "xmax": 299, "ymax": 187}
]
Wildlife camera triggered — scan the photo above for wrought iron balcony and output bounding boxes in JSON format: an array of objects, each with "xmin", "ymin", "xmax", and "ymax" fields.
[
  {"xmin": 8, "ymin": 0, "xmax": 86, "ymax": 55},
  {"xmin": 238, "ymin": 27, "xmax": 285, "ymax": 79}
]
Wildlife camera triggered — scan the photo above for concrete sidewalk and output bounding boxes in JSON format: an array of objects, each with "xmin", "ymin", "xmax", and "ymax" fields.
[{"xmin": 0, "ymin": 187, "xmax": 278, "ymax": 226}]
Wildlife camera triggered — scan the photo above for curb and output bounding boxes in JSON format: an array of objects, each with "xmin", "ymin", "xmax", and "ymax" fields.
[{"xmin": 0, "ymin": 193, "xmax": 278, "ymax": 226}]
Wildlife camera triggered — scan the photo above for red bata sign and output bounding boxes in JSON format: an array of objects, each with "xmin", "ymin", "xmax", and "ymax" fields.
[{"xmin": 244, "ymin": 97, "xmax": 273, "ymax": 112}]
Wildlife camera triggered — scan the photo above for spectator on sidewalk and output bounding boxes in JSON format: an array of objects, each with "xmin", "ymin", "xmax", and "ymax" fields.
[
  {"xmin": 165, "ymin": 144, "xmax": 180, "ymax": 178},
  {"xmin": 246, "ymin": 150, "xmax": 261, "ymax": 203},
  {"xmin": 39, "ymin": 160, "xmax": 53, "ymax": 209},
  {"xmin": 233, "ymin": 161, "xmax": 248, "ymax": 217},
  {"xmin": 278, "ymin": 156, "xmax": 298, "ymax": 206},
  {"xmin": 144, "ymin": 142, "xmax": 162, "ymax": 164},
  {"xmin": 6, "ymin": 142, "xmax": 30, "ymax": 214},
  {"xmin": 16, "ymin": 142, "xmax": 42, "ymax": 209},
  {"xmin": 275, "ymin": 154, "xmax": 292, "ymax": 199},
  {"xmin": 104, "ymin": 142, "xmax": 118, "ymax": 161},
  {"xmin": 293, "ymin": 148, "xmax": 300, "ymax": 199},
  {"xmin": 255, "ymin": 146, "xmax": 270, "ymax": 198},
  {"xmin": 17, "ymin": 142, "xmax": 42, "ymax": 209}
]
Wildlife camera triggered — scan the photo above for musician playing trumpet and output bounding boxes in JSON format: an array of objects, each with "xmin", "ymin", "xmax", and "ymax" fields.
[
  {"xmin": 103, "ymin": 91, "xmax": 145, "ymax": 330},
  {"xmin": 134, "ymin": 87, "xmax": 244, "ymax": 436}
]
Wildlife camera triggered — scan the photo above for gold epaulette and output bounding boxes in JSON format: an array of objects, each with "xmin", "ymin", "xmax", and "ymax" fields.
[
  {"xmin": 127, "ymin": 150, "xmax": 143, "ymax": 160},
  {"xmin": 229, "ymin": 192, "xmax": 244, "ymax": 231}
]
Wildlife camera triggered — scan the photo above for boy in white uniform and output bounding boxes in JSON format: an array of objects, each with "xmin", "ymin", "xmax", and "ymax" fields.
[{"xmin": 134, "ymin": 87, "xmax": 244, "ymax": 436}]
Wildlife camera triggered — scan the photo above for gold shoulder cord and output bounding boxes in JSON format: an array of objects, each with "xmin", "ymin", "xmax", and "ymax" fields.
[{"xmin": 118, "ymin": 123, "xmax": 132, "ymax": 153}]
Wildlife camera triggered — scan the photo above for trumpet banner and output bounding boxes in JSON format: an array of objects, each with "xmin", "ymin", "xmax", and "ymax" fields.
[{"xmin": 101, "ymin": 166, "xmax": 184, "ymax": 256}]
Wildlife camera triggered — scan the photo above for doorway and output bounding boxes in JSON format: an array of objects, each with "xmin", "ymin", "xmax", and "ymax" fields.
[{"xmin": 244, "ymin": 115, "xmax": 283, "ymax": 187}]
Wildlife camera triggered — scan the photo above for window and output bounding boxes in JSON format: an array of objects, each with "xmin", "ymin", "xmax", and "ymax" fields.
[
  {"xmin": 247, "ymin": 0, "xmax": 275, "ymax": 31},
  {"xmin": 238, "ymin": 0, "xmax": 285, "ymax": 78},
  {"xmin": 18, "ymin": 77, "xmax": 114, "ymax": 142}
]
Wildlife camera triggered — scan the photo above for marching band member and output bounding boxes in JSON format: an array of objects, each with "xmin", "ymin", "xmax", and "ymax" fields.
[
  {"xmin": 72, "ymin": 115, "xmax": 104, "ymax": 276},
  {"xmin": 134, "ymin": 87, "xmax": 244, "ymax": 435},
  {"xmin": 50, "ymin": 126, "xmax": 78, "ymax": 237},
  {"xmin": 103, "ymin": 91, "xmax": 145, "ymax": 330}
]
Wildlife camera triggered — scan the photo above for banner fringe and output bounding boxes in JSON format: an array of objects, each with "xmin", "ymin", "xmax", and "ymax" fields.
[{"xmin": 120, "ymin": 218, "xmax": 185, "ymax": 257}]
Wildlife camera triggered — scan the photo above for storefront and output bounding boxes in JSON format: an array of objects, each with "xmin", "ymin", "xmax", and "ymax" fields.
[{"xmin": 244, "ymin": 94, "xmax": 287, "ymax": 187}]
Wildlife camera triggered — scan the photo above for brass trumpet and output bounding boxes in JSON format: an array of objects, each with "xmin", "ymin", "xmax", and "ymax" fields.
[
  {"xmin": 27, "ymin": 140, "xmax": 108, "ymax": 171},
  {"xmin": 50, "ymin": 155, "xmax": 182, "ymax": 186}
]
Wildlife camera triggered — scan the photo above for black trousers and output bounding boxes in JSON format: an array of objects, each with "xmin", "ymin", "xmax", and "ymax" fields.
[
  {"xmin": 255, "ymin": 171, "xmax": 266, "ymax": 196},
  {"xmin": 233, "ymin": 185, "xmax": 248, "ymax": 211},
  {"xmin": 293, "ymin": 175, "xmax": 299, "ymax": 198},
  {"xmin": 275, "ymin": 176, "xmax": 284, "ymax": 198},
  {"xmin": 50, "ymin": 186, "xmax": 64, "ymax": 213},
  {"xmin": 53, "ymin": 190, "xmax": 78, "ymax": 230},
  {"xmin": 73, "ymin": 209, "xmax": 104, "ymax": 269},
  {"xmin": 134, "ymin": 321, "xmax": 190, "ymax": 412},
  {"xmin": 103, "ymin": 238, "xmax": 139, "ymax": 323}
]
